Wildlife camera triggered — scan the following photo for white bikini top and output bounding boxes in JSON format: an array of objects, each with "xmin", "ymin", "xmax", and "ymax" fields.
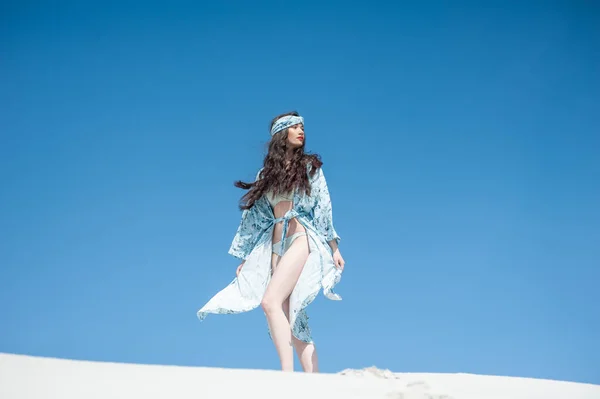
[{"xmin": 265, "ymin": 190, "xmax": 294, "ymax": 208}]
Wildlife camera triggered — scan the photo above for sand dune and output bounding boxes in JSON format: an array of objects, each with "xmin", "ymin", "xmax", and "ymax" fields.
[{"xmin": 0, "ymin": 353, "xmax": 598, "ymax": 399}]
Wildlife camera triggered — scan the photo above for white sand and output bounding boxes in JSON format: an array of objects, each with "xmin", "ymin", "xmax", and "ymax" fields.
[{"xmin": 1, "ymin": 353, "xmax": 598, "ymax": 399}]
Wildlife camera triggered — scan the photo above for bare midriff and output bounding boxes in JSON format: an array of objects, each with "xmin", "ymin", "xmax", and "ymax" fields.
[{"xmin": 272, "ymin": 200, "xmax": 306, "ymax": 246}]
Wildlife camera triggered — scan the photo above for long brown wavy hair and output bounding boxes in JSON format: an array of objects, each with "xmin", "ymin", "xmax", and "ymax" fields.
[{"xmin": 234, "ymin": 111, "xmax": 323, "ymax": 210}]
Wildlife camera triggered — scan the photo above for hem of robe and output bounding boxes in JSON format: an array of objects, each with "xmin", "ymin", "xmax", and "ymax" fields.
[{"xmin": 196, "ymin": 216, "xmax": 342, "ymax": 344}]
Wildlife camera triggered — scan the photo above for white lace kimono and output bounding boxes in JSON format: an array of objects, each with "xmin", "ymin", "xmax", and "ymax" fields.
[{"xmin": 197, "ymin": 165, "xmax": 343, "ymax": 343}]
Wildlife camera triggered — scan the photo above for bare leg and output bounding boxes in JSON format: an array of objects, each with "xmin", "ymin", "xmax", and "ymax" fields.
[
  {"xmin": 261, "ymin": 236, "xmax": 309, "ymax": 371},
  {"xmin": 271, "ymin": 248, "xmax": 319, "ymax": 372},
  {"xmin": 282, "ymin": 299, "xmax": 319, "ymax": 372}
]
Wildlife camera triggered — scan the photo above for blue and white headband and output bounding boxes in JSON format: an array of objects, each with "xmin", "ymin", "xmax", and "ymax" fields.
[{"xmin": 270, "ymin": 115, "xmax": 304, "ymax": 136}]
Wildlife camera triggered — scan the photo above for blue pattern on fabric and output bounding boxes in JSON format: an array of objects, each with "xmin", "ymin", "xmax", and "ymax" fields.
[
  {"xmin": 270, "ymin": 115, "xmax": 304, "ymax": 136},
  {"xmin": 197, "ymin": 165, "xmax": 342, "ymax": 343}
]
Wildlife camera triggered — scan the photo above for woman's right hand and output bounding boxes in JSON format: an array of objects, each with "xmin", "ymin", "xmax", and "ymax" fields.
[{"xmin": 236, "ymin": 261, "xmax": 245, "ymax": 277}]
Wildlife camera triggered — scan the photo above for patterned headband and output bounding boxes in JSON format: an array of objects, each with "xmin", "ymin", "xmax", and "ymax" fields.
[{"xmin": 270, "ymin": 115, "xmax": 304, "ymax": 136}]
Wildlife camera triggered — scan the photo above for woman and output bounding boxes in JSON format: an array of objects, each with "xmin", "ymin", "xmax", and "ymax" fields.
[{"xmin": 197, "ymin": 111, "xmax": 345, "ymax": 373}]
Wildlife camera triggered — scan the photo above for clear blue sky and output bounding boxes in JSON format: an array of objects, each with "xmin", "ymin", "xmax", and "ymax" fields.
[{"xmin": 1, "ymin": 0, "xmax": 599, "ymax": 385}]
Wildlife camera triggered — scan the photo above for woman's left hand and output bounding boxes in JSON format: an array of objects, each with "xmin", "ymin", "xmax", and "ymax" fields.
[{"xmin": 332, "ymin": 248, "xmax": 345, "ymax": 271}]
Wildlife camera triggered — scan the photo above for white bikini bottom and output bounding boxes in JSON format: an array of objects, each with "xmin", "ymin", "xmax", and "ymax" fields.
[{"xmin": 272, "ymin": 231, "xmax": 307, "ymax": 255}]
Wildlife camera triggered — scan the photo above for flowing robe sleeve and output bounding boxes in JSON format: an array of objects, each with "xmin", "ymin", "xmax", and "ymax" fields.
[
  {"xmin": 311, "ymin": 167, "xmax": 340, "ymax": 245},
  {"xmin": 228, "ymin": 169, "xmax": 265, "ymax": 260}
]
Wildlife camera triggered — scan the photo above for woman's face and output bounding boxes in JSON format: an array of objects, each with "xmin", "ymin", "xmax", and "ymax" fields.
[{"xmin": 286, "ymin": 123, "xmax": 305, "ymax": 148}]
